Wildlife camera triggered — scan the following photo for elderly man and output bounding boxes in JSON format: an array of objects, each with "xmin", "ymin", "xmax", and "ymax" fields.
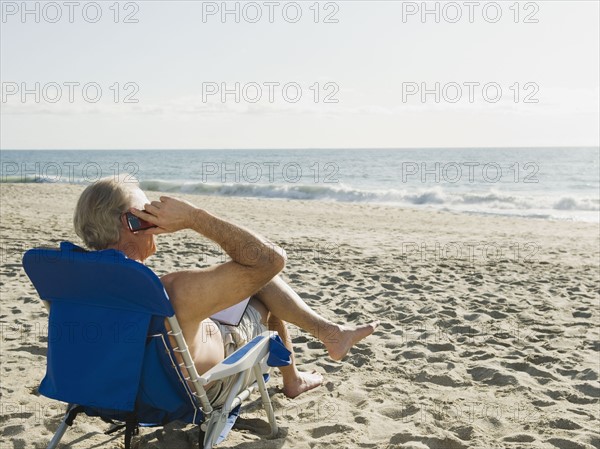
[{"xmin": 73, "ymin": 176, "xmax": 378, "ymax": 406}]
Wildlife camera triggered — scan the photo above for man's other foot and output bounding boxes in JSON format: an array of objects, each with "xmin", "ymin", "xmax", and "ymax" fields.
[
  {"xmin": 325, "ymin": 321, "xmax": 379, "ymax": 361},
  {"xmin": 282, "ymin": 370, "xmax": 324, "ymax": 399}
]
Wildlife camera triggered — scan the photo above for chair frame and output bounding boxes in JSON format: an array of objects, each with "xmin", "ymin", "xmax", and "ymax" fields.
[{"xmin": 45, "ymin": 314, "xmax": 279, "ymax": 449}]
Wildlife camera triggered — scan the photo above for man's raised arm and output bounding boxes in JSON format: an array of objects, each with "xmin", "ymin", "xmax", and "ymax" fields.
[
  {"xmin": 189, "ymin": 207, "xmax": 287, "ymax": 272},
  {"xmin": 131, "ymin": 195, "xmax": 287, "ymax": 321}
]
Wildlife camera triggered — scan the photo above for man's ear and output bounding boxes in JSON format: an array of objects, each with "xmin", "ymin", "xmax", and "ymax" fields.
[{"xmin": 120, "ymin": 213, "xmax": 130, "ymax": 230}]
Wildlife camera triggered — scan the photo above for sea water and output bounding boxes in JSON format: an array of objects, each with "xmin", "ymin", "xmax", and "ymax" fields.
[{"xmin": 2, "ymin": 148, "xmax": 598, "ymax": 222}]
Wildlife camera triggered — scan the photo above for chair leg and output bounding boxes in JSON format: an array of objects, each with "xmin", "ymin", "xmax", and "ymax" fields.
[
  {"xmin": 124, "ymin": 416, "xmax": 139, "ymax": 449},
  {"xmin": 202, "ymin": 420, "xmax": 217, "ymax": 449},
  {"xmin": 197, "ymin": 425, "xmax": 206, "ymax": 449},
  {"xmin": 46, "ymin": 404, "xmax": 82, "ymax": 449},
  {"xmin": 203, "ymin": 373, "xmax": 247, "ymax": 449},
  {"xmin": 252, "ymin": 365, "xmax": 278, "ymax": 438},
  {"xmin": 46, "ymin": 420, "xmax": 69, "ymax": 449}
]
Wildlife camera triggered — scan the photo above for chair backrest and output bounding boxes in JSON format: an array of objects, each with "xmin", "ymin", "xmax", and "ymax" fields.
[{"xmin": 23, "ymin": 241, "xmax": 199, "ymax": 424}]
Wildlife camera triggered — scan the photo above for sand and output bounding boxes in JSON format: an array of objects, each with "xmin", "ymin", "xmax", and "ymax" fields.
[{"xmin": 1, "ymin": 182, "xmax": 599, "ymax": 449}]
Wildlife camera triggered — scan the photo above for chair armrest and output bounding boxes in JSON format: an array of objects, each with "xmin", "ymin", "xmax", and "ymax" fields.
[{"xmin": 199, "ymin": 331, "xmax": 273, "ymax": 385}]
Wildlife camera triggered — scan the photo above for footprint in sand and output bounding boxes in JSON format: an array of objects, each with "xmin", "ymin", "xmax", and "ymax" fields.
[
  {"xmin": 378, "ymin": 406, "xmax": 406, "ymax": 421},
  {"xmin": 546, "ymin": 437, "xmax": 592, "ymax": 449},
  {"xmin": 306, "ymin": 340, "xmax": 324, "ymax": 350},
  {"xmin": 548, "ymin": 417, "xmax": 582, "ymax": 430},
  {"xmin": 573, "ymin": 383, "xmax": 600, "ymax": 398},
  {"xmin": 348, "ymin": 353, "xmax": 369, "ymax": 367},
  {"xmin": 529, "ymin": 354, "xmax": 560, "ymax": 366},
  {"xmin": 2, "ymin": 424, "xmax": 25, "ymax": 437},
  {"xmin": 467, "ymin": 366, "xmax": 518, "ymax": 386},
  {"xmin": 353, "ymin": 415, "xmax": 368, "ymax": 425},
  {"xmin": 414, "ymin": 370, "xmax": 469, "ymax": 387},
  {"xmin": 351, "ymin": 344, "xmax": 374, "ymax": 357},
  {"xmin": 316, "ymin": 360, "xmax": 342, "ymax": 373},
  {"xmin": 378, "ymin": 321, "xmax": 395, "ymax": 331},
  {"xmin": 399, "ymin": 350, "xmax": 427, "ymax": 360},
  {"xmin": 310, "ymin": 423, "xmax": 354, "ymax": 439},
  {"xmin": 460, "ymin": 350, "xmax": 494, "ymax": 361},
  {"xmin": 503, "ymin": 433, "xmax": 537, "ymax": 443},
  {"xmin": 544, "ymin": 389, "xmax": 596, "ymax": 405},
  {"xmin": 503, "ymin": 362, "xmax": 556, "ymax": 383},
  {"xmin": 426, "ymin": 343, "xmax": 455, "ymax": 353},
  {"xmin": 389, "ymin": 433, "xmax": 468, "ymax": 449}
]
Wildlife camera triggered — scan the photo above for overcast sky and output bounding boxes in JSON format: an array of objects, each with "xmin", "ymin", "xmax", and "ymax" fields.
[{"xmin": 1, "ymin": 1, "xmax": 598, "ymax": 149}]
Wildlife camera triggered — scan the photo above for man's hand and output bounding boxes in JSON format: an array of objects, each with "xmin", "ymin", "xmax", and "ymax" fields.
[{"xmin": 130, "ymin": 195, "xmax": 198, "ymax": 235}]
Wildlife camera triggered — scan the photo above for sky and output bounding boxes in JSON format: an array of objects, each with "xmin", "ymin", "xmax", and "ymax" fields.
[{"xmin": 1, "ymin": 0, "xmax": 599, "ymax": 149}]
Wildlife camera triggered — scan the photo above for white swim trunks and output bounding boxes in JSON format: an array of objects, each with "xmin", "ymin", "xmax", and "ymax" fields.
[{"xmin": 204, "ymin": 304, "xmax": 268, "ymax": 407}]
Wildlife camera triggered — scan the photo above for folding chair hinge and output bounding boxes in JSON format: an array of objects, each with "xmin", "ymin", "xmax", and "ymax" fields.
[{"xmin": 200, "ymin": 420, "xmax": 209, "ymax": 432}]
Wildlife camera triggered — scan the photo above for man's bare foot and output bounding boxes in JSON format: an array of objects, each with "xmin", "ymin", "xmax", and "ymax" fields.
[
  {"xmin": 325, "ymin": 321, "xmax": 379, "ymax": 361},
  {"xmin": 282, "ymin": 370, "xmax": 324, "ymax": 399}
]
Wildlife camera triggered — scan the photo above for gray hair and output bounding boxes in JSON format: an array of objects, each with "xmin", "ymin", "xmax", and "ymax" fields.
[{"xmin": 73, "ymin": 175, "xmax": 140, "ymax": 250}]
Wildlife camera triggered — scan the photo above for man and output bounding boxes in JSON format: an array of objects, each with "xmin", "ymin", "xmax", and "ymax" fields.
[{"xmin": 74, "ymin": 177, "xmax": 378, "ymax": 406}]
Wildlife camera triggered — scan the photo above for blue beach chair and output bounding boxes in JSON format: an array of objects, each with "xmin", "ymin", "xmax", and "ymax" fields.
[{"xmin": 22, "ymin": 241, "xmax": 291, "ymax": 449}]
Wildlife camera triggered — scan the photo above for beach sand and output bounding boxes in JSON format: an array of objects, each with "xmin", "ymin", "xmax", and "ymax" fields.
[{"xmin": 1, "ymin": 183, "xmax": 599, "ymax": 449}]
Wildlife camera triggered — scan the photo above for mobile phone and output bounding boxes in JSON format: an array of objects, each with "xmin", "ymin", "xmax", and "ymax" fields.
[{"xmin": 125, "ymin": 211, "xmax": 157, "ymax": 232}]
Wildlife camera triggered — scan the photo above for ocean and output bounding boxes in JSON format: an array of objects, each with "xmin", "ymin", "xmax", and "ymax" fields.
[{"xmin": 1, "ymin": 148, "xmax": 598, "ymax": 222}]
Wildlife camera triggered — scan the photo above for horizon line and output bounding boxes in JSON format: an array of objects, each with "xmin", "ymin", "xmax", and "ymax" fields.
[{"xmin": 2, "ymin": 146, "xmax": 599, "ymax": 151}]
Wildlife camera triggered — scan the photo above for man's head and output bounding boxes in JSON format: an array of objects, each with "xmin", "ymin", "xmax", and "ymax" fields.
[{"xmin": 73, "ymin": 175, "xmax": 156, "ymax": 261}]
